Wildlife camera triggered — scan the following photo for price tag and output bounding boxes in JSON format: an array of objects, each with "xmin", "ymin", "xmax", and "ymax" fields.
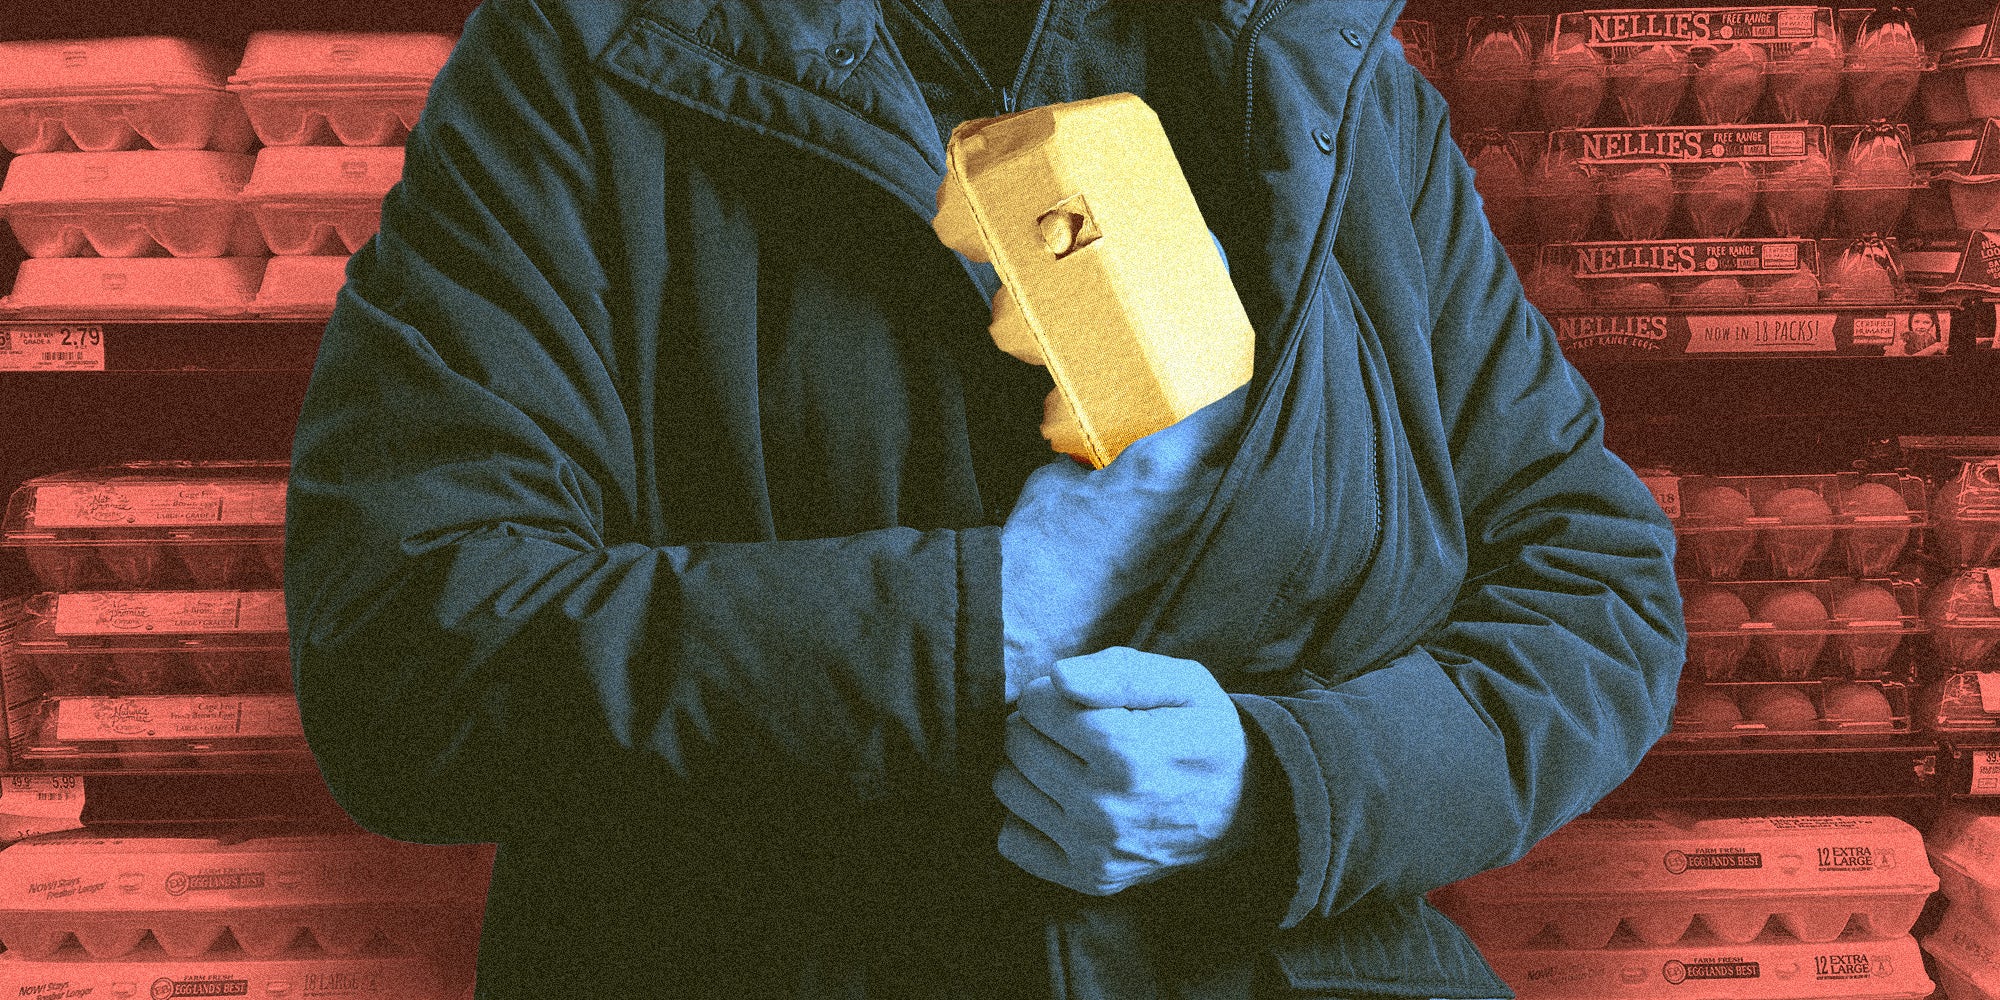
[
  {"xmin": 1973, "ymin": 749, "xmax": 2000, "ymax": 795},
  {"xmin": 52, "ymin": 591, "xmax": 288, "ymax": 636},
  {"xmin": 0, "ymin": 775, "xmax": 84, "ymax": 844},
  {"xmin": 1640, "ymin": 476, "xmax": 1683, "ymax": 519},
  {"xmin": 0, "ymin": 326, "xmax": 105, "ymax": 372}
]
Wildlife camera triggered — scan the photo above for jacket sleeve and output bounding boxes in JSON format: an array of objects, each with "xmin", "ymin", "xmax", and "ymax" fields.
[
  {"xmin": 1227, "ymin": 61, "xmax": 1688, "ymax": 928},
  {"xmin": 284, "ymin": 0, "xmax": 1003, "ymax": 846}
]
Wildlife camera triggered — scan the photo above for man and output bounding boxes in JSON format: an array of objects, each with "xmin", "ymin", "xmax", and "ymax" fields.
[{"xmin": 283, "ymin": 1, "xmax": 1688, "ymax": 997}]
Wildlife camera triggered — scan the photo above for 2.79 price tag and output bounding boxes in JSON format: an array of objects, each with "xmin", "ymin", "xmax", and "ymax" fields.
[{"xmin": 0, "ymin": 325, "xmax": 106, "ymax": 371}]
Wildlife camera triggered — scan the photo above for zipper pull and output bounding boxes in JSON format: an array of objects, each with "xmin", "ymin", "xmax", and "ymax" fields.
[{"xmin": 1001, "ymin": 87, "xmax": 1016, "ymax": 113}]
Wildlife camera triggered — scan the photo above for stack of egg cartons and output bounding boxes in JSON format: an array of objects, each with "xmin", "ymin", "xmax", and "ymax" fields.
[
  {"xmin": 0, "ymin": 37, "xmax": 265, "ymax": 318},
  {"xmin": 1434, "ymin": 8, "xmax": 1927, "ymax": 317},
  {"xmin": 0, "ymin": 824, "xmax": 493, "ymax": 1000},
  {"xmin": 1902, "ymin": 6, "xmax": 2000, "ymax": 293},
  {"xmin": 1431, "ymin": 814, "xmax": 1939, "ymax": 1000},
  {"xmin": 1662, "ymin": 472, "xmax": 1927, "ymax": 746},
  {"xmin": 230, "ymin": 31, "xmax": 454, "ymax": 317},
  {"xmin": 0, "ymin": 461, "xmax": 300, "ymax": 771},
  {"xmin": 1911, "ymin": 455, "xmax": 2000, "ymax": 739},
  {"xmin": 1922, "ymin": 804, "xmax": 2000, "ymax": 1000}
]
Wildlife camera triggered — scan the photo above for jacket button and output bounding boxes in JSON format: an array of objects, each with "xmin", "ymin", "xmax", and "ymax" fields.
[
  {"xmin": 827, "ymin": 43, "xmax": 859, "ymax": 68},
  {"xmin": 1312, "ymin": 127, "xmax": 1334, "ymax": 154},
  {"xmin": 1339, "ymin": 27, "xmax": 1363, "ymax": 47}
]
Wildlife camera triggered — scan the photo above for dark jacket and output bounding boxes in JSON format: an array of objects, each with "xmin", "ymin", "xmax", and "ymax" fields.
[{"xmin": 282, "ymin": 1, "xmax": 1688, "ymax": 997}]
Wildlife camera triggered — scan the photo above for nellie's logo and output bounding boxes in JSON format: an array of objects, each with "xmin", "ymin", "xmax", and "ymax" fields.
[
  {"xmin": 1588, "ymin": 10, "xmax": 1716, "ymax": 44},
  {"xmin": 1580, "ymin": 130, "xmax": 1711, "ymax": 161},
  {"xmin": 1554, "ymin": 315, "xmax": 1672, "ymax": 351}
]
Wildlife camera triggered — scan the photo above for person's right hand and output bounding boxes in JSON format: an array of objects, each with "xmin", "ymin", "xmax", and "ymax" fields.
[{"xmin": 998, "ymin": 383, "xmax": 1248, "ymax": 702}]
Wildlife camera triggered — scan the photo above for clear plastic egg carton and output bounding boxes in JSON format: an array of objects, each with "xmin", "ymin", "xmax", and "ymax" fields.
[
  {"xmin": 1431, "ymin": 815, "xmax": 1935, "ymax": 949},
  {"xmin": 1924, "ymin": 569, "xmax": 2000, "ymax": 673},
  {"xmin": 1835, "ymin": 6, "xmax": 1926, "ymax": 122},
  {"xmin": 253, "ymin": 255, "xmax": 350, "ymax": 317},
  {"xmin": 1924, "ymin": 804, "xmax": 2000, "ymax": 930},
  {"xmin": 0, "ymin": 954, "xmax": 449, "ymax": 1000},
  {"xmin": 240, "ymin": 146, "xmax": 401, "ymax": 255},
  {"xmin": 227, "ymin": 31, "xmax": 455, "ymax": 146},
  {"xmin": 1681, "ymin": 578, "xmax": 1922, "ymax": 682},
  {"xmin": 1922, "ymin": 7, "xmax": 2000, "ymax": 120},
  {"xmin": 0, "ymin": 256, "xmax": 264, "ymax": 319},
  {"xmin": 1823, "ymin": 123, "xmax": 1919, "ymax": 237},
  {"xmin": 1392, "ymin": 20, "xmax": 1443, "ymax": 86},
  {"xmin": 1669, "ymin": 473, "xmax": 1926, "ymax": 581},
  {"xmin": 1914, "ymin": 670, "xmax": 2000, "ymax": 733},
  {"xmin": 1929, "ymin": 456, "xmax": 2000, "ymax": 567},
  {"xmin": 1669, "ymin": 679, "xmax": 1912, "ymax": 745},
  {"xmin": 2, "ymin": 462, "xmax": 288, "ymax": 591},
  {"xmin": 10, "ymin": 691, "xmax": 309, "ymax": 771},
  {"xmin": 0, "ymin": 37, "xmax": 255, "ymax": 154},
  {"xmin": 0, "ymin": 826, "xmax": 492, "ymax": 959},
  {"xmin": 1478, "ymin": 932, "xmax": 1931, "ymax": 1000},
  {"xmin": 1530, "ymin": 125, "xmax": 1838, "ymax": 242},
  {"xmin": 1449, "ymin": 9, "xmax": 1853, "ymax": 131},
  {"xmin": 1526, "ymin": 238, "xmax": 1825, "ymax": 312},
  {"xmin": 1922, "ymin": 902, "xmax": 2000, "ymax": 1000},
  {"xmin": 2, "ymin": 591, "xmax": 290, "ymax": 696},
  {"xmin": 0, "ymin": 151, "xmax": 263, "ymax": 260}
]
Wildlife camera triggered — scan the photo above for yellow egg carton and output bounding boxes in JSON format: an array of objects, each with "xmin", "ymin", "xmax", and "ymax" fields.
[{"xmin": 931, "ymin": 93, "xmax": 1253, "ymax": 468}]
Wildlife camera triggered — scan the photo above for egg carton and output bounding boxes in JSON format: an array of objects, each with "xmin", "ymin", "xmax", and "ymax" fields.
[
  {"xmin": 9, "ymin": 690, "xmax": 307, "ymax": 769},
  {"xmin": 1682, "ymin": 578, "xmax": 1922, "ymax": 682},
  {"xmin": 1392, "ymin": 20, "xmax": 1443, "ymax": 84},
  {"xmin": 0, "ymin": 151, "xmax": 263, "ymax": 258},
  {"xmin": 1923, "ymin": 456, "xmax": 2000, "ymax": 567},
  {"xmin": 0, "ymin": 954, "xmax": 449, "ymax": 1000},
  {"xmin": 0, "ymin": 826, "xmax": 491, "ymax": 959},
  {"xmin": 1926, "ymin": 8, "xmax": 2000, "ymax": 119},
  {"xmin": 3, "ymin": 590, "xmax": 290, "ymax": 697},
  {"xmin": 3, "ymin": 463, "xmax": 288, "ymax": 590},
  {"xmin": 240, "ymin": 146, "xmax": 401, "ymax": 255},
  {"xmin": 1477, "ymin": 931, "xmax": 1931, "ymax": 1000},
  {"xmin": 0, "ymin": 37, "xmax": 255, "ymax": 154},
  {"xmin": 1914, "ymin": 670, "xmax": 2000, "ymax": 733},
  {"xmin": 0, "ymin": 256, "xmax": 264, "ymax": 319},
  {"xmin": 1668, "ymin": 679, "xmax": 1912, "ymax": 745},
  {"xmin": 1527, "ymin": 238, "xmax": 1824, "ymax": 311},
  {"xmin": 1431, "ymin": 814, "xmax": 1934, "ymax": 950},
  {"xmin": 254, "ymin": 254, "xmax": 350, "ymax": 317},
  {"xmin": 1921, "ymin": 898, "xmax": 2000, "ymax": 1000},
  {"xmin": 1926, "ymin": 805, "xmax": 2000, "ymax": 920},
  {"xmin": 1924, "ymin": 569, "xmax": 2000, "ymax": 672},
  {"xmin": 1667, "ymin": 473, "xmax": 1926, "ymax": 581},
  {"xmin": 1834, "ymin": 7, "xmax": 1925, "ymax": 123},
  {"xmin": 1535, "ymin": 125, "xmax": 1843, "ymax": 241},
  {"xmin": 228, "ymin": 31, "xmax": 454, "ymax": 147}
]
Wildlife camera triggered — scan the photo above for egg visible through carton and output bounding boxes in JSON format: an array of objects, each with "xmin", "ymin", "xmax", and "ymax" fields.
[
  {"xmin": 1537, "ymin": 31, "xmax": 1607, "ymax": 127},
  {"xmin": 1466, "ymin": 133, "xmax": 1528, "ymax": 242},
  {"xmin": 1527, "ymin": 142, "xmax": 1598, "ymax": 242},
  {"xmin": 1844, "ymin": 8, "xmax": 1922, "ymax": 122},
  {"xmin": 1823, "ymin": 236, "xmax": 1903, "ymax": 302},
  {"xmin": 1615, "ymin": 44, "xmax": 1689, "ymax": 125},
  {"xmin": 1761, "ymin": 145, "xmax": 1832, "ymax": 236},
  {"xmin": 1770, "ymin": 32, "xmax": 1842, "ymax": 122},
  {"xmin": 1835, "ymin": 124, "xmax": 1913, "ymax": 235},
  {"xmin": 1684, "ymin": 586, "xmax": 1753, "ymax": 680},
  {"xmin": 1693, "ymin": 42, "xmax": 1767, "ymax": 124},
  {"xmin": 1755, "ymin": 586, "xmax": 1831, "ymax": 681},
  {"xmin": 1454, "ymin": 19, "xmax": 1532, "ymax": 127},
  {"xmin": 1686, "ymin": 160, "xmax": 1757, "ymax": 237},
  {"xmin": 1605, "ymin": 164, "xmax": 1676, "ymax": 240}
]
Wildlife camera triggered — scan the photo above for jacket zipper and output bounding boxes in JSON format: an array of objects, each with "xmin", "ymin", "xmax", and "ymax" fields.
[
  {"xmin": 899, "ymin": 0, "xmax": 1024, "ymax": 114},
  {"xmin": 1238, "ymin": 0, "xmax": 1291, "ymax": 166}
]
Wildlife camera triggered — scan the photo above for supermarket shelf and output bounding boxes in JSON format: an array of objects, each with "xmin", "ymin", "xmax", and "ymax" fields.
[
  {"xmin": 1603, "ymin": 742, "xmax": 1942, "ymax": 804},
  {"xmin": 1548, "ymin": 302, "xmax": 1962, "ymax": 361},
  {"xmin": 0, "ymin": 319, "xmax": 326, "ymax": 373},
  {"xmin": 1938, "ymin": 737, "xmax": 2000, "ymax": 797}
]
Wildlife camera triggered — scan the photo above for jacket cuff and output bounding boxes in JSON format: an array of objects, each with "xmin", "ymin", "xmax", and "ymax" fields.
[
  {"xmin": 956, "ymin": 526, "xmax": 1007, "ymax": 782},
  {"xmin": 1232, "ymin": 691, "xmax": 1335, "ymax": 929}
]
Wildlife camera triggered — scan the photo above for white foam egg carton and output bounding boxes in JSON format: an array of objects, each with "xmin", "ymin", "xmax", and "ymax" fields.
[
  {"xmin": 1925, "ymin": 805, "xmax": 2000, "ymax": 927},
  {"xmin": 0, "ymin": 151, "xmax": 261, "ymax": 258},
  {"xmin": 0, "ymin": 257, "xmax": 264, "ymax": 319},
  {"xmin": 240, "ymin": 146, "xmax": 401, "ymax": 255},
  {"xmin": 1480, "ymin": 932, "xmax": 1931, "ymax": 1000},
  {"xmin": 0, "ymin": 953, "xmax": 448, "ymax": 1000},
  {"xmin": 254, "ymin": 255, "xmax": 350, "ymax": 317},
  {"xmin": 1923, "ymin": 899, "xmax": 2000, "ymax": 1000},
  {"xmin": 1430, "ymin": 815, "xmax": 1935, "ymax": 949},
  {"xmin": 228, "ymin": 32, "xmax": 455, "ymax": 146},
  {"xmin": 0, "ymin": 828, "xmax": 492, "ymax": 959},
  {"xmin": 0, "ymin": 37, "xmax": 255, "ymax": 154}
]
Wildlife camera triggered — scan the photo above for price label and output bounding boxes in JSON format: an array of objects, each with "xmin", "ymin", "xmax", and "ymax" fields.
[
  {"xmin": 1973, "ymin": 749, "xmax": 2000, "ymax": 795},
  {"xmin": 1640, "ymin": 476, "xmax": 1683, "ymax": 519},
  {"xmin": 0, "ymin": 326, "xmax": 105, "ymax": 372},
  {"xmin": 0, "ymin": 775, "xmax": 84, "ymax": 844}
]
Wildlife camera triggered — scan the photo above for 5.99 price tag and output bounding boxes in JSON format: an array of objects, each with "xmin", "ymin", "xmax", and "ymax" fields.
[{"xmin": 0, "ymin": 325, "xmax": 105, "ymax": 371}]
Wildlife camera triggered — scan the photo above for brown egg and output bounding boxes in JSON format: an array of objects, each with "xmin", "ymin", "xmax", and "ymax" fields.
[
  {"xmin": 1754, "ymin": 587, "xmax": 1831, "ymax": 680},
  {"xmin": 1680, "ymin": 275, "xmax": 1748, "ymax": 308},
  {"xmin": 1527, "ymin": 144, "xmax": 1599, "ymax": 242},
  {"xmin": 1467, "ymin": 137, "xmax": 1529, "ymax": 242},
  {"xmin": 1752, "ymin": 270, "xmax": 1822, "ymax": 306},
  {"xmin": 1684, "ymin": 586, "xmax": 1753, "ymax": 681},
  {"xmin": 1537, "ymin": 32, "xmax": 1607, "ymax": 127},
  {"xmin": 1605, "ymin": 164, "xmax": 1675, "ymax": 240},
  {"xmin": 1694, "ymin": 43, "xmax": 1768, "ymax": 124},
  {"xmin": 1770, "ymin": 34, "xmax": 1842, "ymax": 122},
  {"xmin": 1844, "ymin": 13, "xmax": 1922, "ymax": 121},
  {"xmin": 1834, "ymin": 128, "xmax": 1913, "ymax": 235},
  {"xmin": 1686, "ymin": 161, "xmax": 1758, "ymax": 237},
  {"xmin": 1597, "ymin": 278, "xmax": 1669, "ymax": 309},
  {"xmin": 1760, "ymin": 147, "xmax": 1832, "ymax": 236},
  {"xmin": 1614, "ymin": 45, "xmax": 1689, "ymax": 125},
  {"xmin": 1455, "ymin": 24, "xmax": 1532, "ymax": 127}
]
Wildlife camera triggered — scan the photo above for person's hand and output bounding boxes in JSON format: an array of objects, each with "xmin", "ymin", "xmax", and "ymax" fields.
[
  {"xmin": 999, "ymin": 385, "xmax": 1247, "ymax": 701},
  {"xmin": 993, "ymin": 646, "xmax": 1250, "ymax": 897}
]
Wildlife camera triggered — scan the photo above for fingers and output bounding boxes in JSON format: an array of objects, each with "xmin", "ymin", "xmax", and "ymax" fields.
[
  {"xmin": 1049, "ymin": 647, "xmax": 1215, "ymax": 711},
  {"xmin": 997, "ymin": 813, "xmax": 1100, "ymax": 896}
]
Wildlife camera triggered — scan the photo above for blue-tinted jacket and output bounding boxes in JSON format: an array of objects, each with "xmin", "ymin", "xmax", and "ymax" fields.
[{"xmin": 283, "ymin": 1, "xmax": 1688, "ymax": 996}]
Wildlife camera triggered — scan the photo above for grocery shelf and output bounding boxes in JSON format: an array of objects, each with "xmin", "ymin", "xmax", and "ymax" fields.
[
  {"xmin": 0, "ymin": 319, "xmax": 325, "ymax": 373},
  {"xmin": 1938, "ymin": 737, "xmax": 2000, "ymax": 797},
  {"xmin": 1604, "ymin": 742, "xmax": 1943, "ymax": 805}
]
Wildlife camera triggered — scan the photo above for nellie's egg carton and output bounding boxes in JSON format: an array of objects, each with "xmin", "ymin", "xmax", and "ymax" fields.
[
  {"xmin": 1681, "ymin": 578, "xmax": 1922, "ymax": 682},
  {"xmin": 0, "ymin": 826, "xmax": 492, "ymax": 959},
  {"xmin": 1922, "ymin": 902, "xmax": 2000, "ymax": 1000},
  {"xmin": 1526, "ymin": 238, "xmax": 1823, "ymax": 311},
  {"xmin": 10, "ymin": 692, "xmax": 308, "ymax": 771},
  {"xmin": 1670, "ymin": 679, "xmax": 1911, "ymax": 745},
  {"xmin": 1537, "ymin": 125, "xmax": 1837, "ymax": 241},
  {"xmin": 1661, "ymin": 472, "xmax": 1925, "ymax": 580},
  {"xmin": 1431, "ymin": 815, "xmax": 1934, "ymax": 949},
  {"xmin": 0, "ymin": 37, "xmax": 255, "ymax": 154},
  {"xmin": 0, "ymin": 955, "xmax": 450, "ymax": 1000},
  {"xmin": 0, "ymin": 257, "xmax": 264, "ymax": 319},
  {"xmin": 228, "ymin": 31, "xmax": 455, "ymax": 147},
  {"xmin": 253, "ymin": 255, "xmax": 350, "ymax": 317},
  {"xmin": 240, "ymin": 146, "xmax": 401, "ymax": 255},
  {"xmin": 0, "ymin": 151, "xmax": 264, "ymax": 258},
  {"xmin": 2, "ymin": 591, "xmax": 290, "ymax": 697},
  {"xmin": 1452, "ymin": 9, "xmax": 1851, "ymax": 131},
  {"xmin": 2, "ymin": 462, "xmax": 287, "ymax": 591},
  {"xmin": 931, "ymin": 93, "xmax": 1253, "ymax": 468},
  {"xmin": 1479, "ymin": 933, "xmax": 1931, "ymax": 1000},
  {"xmin": 1924, "ymin": 569, "xmax": 2000, "ymax": 671}
]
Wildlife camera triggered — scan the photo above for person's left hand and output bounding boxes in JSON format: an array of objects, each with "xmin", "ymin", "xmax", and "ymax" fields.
[{"xmin": 993, "ymin": 646, "xmax": 1250, "ymax": 897}]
